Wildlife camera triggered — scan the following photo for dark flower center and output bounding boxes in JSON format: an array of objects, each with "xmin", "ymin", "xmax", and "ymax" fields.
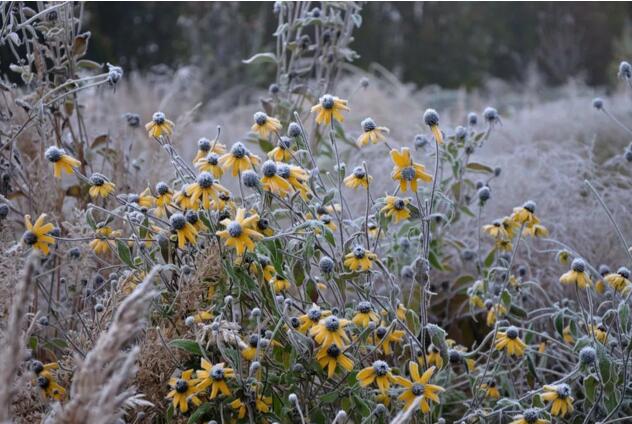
[
  {"xmin": 228, "ymin": 222, "xmax": 243, "ymax": 238},
  {"xmin": 175, "ymin": 378, "xmax": 188, "ymax": 393},
  {"xmin": 411, "ymin": 383, "xmax": 424, "ymax": 396}
]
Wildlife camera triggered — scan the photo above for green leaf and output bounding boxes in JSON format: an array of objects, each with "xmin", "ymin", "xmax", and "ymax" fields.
[
  {"xmin": 583, "ymin": 374, "xmax": 598, "ymax": 403},
  {"xmin": 187, "ymin": 403, "xmax": 214, "ymax": 423},
  {"xmin": 618, "ymin": 301, "xmax": 630, "ymax": 332},
  {"xmin": 554, "ymin": 310, "xmax": 565, "ymax": 338},
  {"xmin": 351, "ymin": 394, "xmax": 371, "ymax": 417},
  {"xmin": 428, "ymin": 250, "xmax": 445, "ymax": 271},
  {"xmin": 426, "ymin": 323, "xmax": 449, "ymax": 363},
  {"xmin": 466, "ymin": 162, "xmax": 493, "ymax": 173},
  {"xmin": 509, "ymin": 304, "xmax": 527, "ymax": 319},
  {"xmin": 242, "ymin": 52, "xmax": 277, "ymax": 65},
  {"xmin": 258, "ymin": 138, "xmax": 274, "ymax": 153},
  {"xmin": 169, "ymin": 339, "xmax": 204, "ymax": 356},
  {"xmin": 86, "ymin": 208, "xmax": 96, "ymax": 230},
  {"xmin": 483, "ymin": 249, "xmax": 495, "ymax": 268},
  {"xmin": 500, "ymin": 289, "xmax": 512, "ymax": 308},
  {"xmin": 116, "ymin": 240, "xmax": 133, "ymax": 267},
  {"xmin": 320, "ymin": 391, "xmax": 340, "ymax": 404}
]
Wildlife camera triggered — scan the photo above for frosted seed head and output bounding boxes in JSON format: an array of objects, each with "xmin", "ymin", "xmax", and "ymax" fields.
[
  {"xmin": 227, "ymin": 222, "xmax": 242, "ymax": 238},
  {"xmin": 45, "ymin": 146, "xmax": 63, "ymax": 163},
  {"xmin": 361, "ymin": 117, "xmax": 376, "ymax": 132},
  {"xmin": 523, "ymin": 200, "xmax": 536, "ymax": 213},
  {"xmin": 468, "ymin": 112, "xmax": 478, "ymax": 126},
  {"xmin": 618, "ymin": 267, "xmax": 631, "ymax": 279},
  {"xmin": 288, "ymin": 122, "xmax": 301, "ymax": 138},
  {"xmin": 372, "ymin": 360, "xmax": 389, "ymax": 376},
  {"xmin": 483, "ymin": 107, "xmax": 498, "ymax": 122},
  {"xmin": 579, "ymin": 346, "xmax": 596, "ymax": 364},
  {"xmin": 592, "ymin": 97, "xmax": 604, "ymax": 110},
  {"xmin": 254, "ymin": 111, "xmax": 268, "ymax": 126},
  {"xmin": 423, "ymin": 108, "xmax": 439, "ymax": 126},
  {"xmin": 262, "ymin": 160, "xmax": 278, "ymax": 177},
  {"xmin": 506, "ymin": 326, "xmax": 519, "ymax": 339},
  {"xmin": 170, "ymin": 213, "xmax": 186, "ymax": 230},
  {"xmin": 571, "ymin": 258, "xmax": 586, "ymax": 272},
  {"xmin": 352, "ymin": 166, "xmax": 366, "ymax": 179},
  {"xmin": 231, "ymin": 142, "xmax": 247, "ymax": 158},
  {"xmin": 321, "ymin": 94, "xmax": 335, "ymax": 109},
  {"xmin": 197, "ymin": 137, "xmax": 211, "ymax": 151},
  {"xmin": 152, "ymin": 112, "xmax": 166, "ymax": 124},
  {"xmin": 242, "ymin": 170, "xmax": 260, "ymax": 188},
  {"xmin": 455, "ymin": 125, "xmax": 467, "ymax": 140},
  {"xmin": 319, "ymin": 256, "xmax": 334, "ymax": 273},
  {"xmin": 619, "ymin": 61, "xmax": 632, "ymax": 79},
  {"xmin": 478, "ymin": 186, "xmax": 491, "ymax": 202},
  {"xmin": 90, "ymin": 173, "xmax": 106, "ymax": 186}
]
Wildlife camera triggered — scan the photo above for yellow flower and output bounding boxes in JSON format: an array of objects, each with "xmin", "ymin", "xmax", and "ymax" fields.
[
  {"xmin": 523, "ymin": 224, "xmax": 549, "ymax": 238},
  {"xmin": 357, "ymin": 360, "xmax": 395, "ymax": 394},
  {"xmin": 270, "ymin": 275, "xmax": 290, "ymax": 293},
  {"xmin": 563, "ymin": 325, "xmax": 574, "ymax": 345},
  {"xmin": 278, "ymin": 163, "xmax": 311, "ymax": 199},
  {"xmin": 23, "ymin": 214, "xmax": 55, "ymax": 255},
  {"xmin": 588, "ymin": 324, "xmax": 608, "ymax": 344},
  {"xmin": 166, "ymin": 369, "xmax": 201, "ymax": 413},
  {"xmin": 195, "ymin": 153, "xmax": 223, "ymax": 178},
  {"xmin": 495, "ymin": 326, "xmax": 527, "ymax": 357},
  {"xmin": 352, "ymin": 302, "xmax": 380, "ymax": 328},
  {"xmin": 45, "ymin": 146, "xmax": 81, "ymax": 178},
  {"xmin": 541, "ymin": 384, "xmax": 574, "ymax": 417},
  {"xmin": 511, "ymin": 201, "xmax": 539, "ymax": 227},
  {"xmin": 423, "ymin": 109, "xmax": 444, "ymax": 144},
  {"xmin": 344, "ymin": 246, "xmax": 378, "ymax": 272},
  {"xmin": 502, "ymin": 216, "xmax": 519, "ymax": 238},
  {"xmin": 396, "ymin": 362, "xmax": 444, "ymax": 413},
  {"xmin": 155, "ymin": 182, "xmax": 173, "ymax": 208},
  {"xmin": 470, "ymin": 293, "xmax": 485, "ymax": 309},
  {"xmin": 481, "ymin": 380, "xmax": 500, "ymax": 400},
  {"xmin": 35, "ymin": 370, "xmax": 66, "ymax": 400},
  {"xmin": 216, "ymin": 208, "xmax": 263, "ymax": 256},
  {"xmin": 268, "ymin": 136, "xmax": 294, "ymax": 162},
  {"xmin": 196, "ymin": 359, "xmax": 234, "ymax": 399},
  {"xmin": 174, "ymin": 184, "xmax": 196, "ymax": 210},
  {"xmin": 486, "ymin": 302, "xmax": 507, "ymax": 327},
  {"xmin": 509, "ymin": 408, "xmax": 549, "ymax": 424},
  {"xmin": 390, "ymin": 147, "xmax": 432, "ymax": 193},
  {"xmin": 193, "ymin": 137, "xmax": 226, "ymax": 163},
  {"xmin": 298, "ymin": 304, "xmax": 332, "ymax": 334},
  {"xmin": 189, "ymin": 172, "xmax": 230, "ymax": 210},
  {"xmin": 193, "ymin": 310, "xmax": 213, "ymax": 323},
  {"xmin": 89, "ymin": 226, "xmax": 121, "ymax": 255},
  {"xmin": 252, "ymin": 111, "xmax": 282, "ymax": 139},
  {"xmin": 316, "ymin": 343, "xmax": 354, "ymax": 378},
  {"xmin": 212, "ymin": 191, "xmax": 236, "ymax": 213},
  {"xmin": 219, "ymin": 142, "xmax": 261, "ymax": 177},
  {"xmin": 371, "ymin": 323, "xmax": 405, "ymax": 355},
  {"xmin": 559, "ymin": 258, "xmax": 592, "ymax": 289},
  {"xmin": 129, "ymin": 188, "xmax": 155, "ymax": 209},
  {"xmin": 251, "ymin": 256, "xmax": 275, "ymax": 282},
  {"xmin": 311, "ymin": 94, "xmax": 349, "ymax": 125},
  {"xmin": 357, "ymin": 117, "xmax": 389, "ymax": 147},
  {"xmin": 367, "ymin": 222, "xmax": 379, "ymax": 238},
  {"xmin": 145, "ymin": 111, "xmax": 174, "ymax": 138},
  {"xmin": 230, "ymin": 394, "xmax": 272, "ymax": 418},
  {"xmin": 604, "ymin": 267, "xmax": 632, "ymax": 294},
  {"xmin": 88, "ymin": 173, "xmax": 115, "ymax": 198},
  {"xmin": 169, "ymin": 213, "xmax": 198, "ymax": 249},
  {"xmin": 423, "ymin": 344, "xmax": 444, "ymax": 369},
  {"xmin": 310, "ymin": 316, "xmax": 350, "ymax": 348},
  {"xmin": 482, "ymin": 220, "xmax": 509, "ymax": 240},
  {"xmin": 242, "ymin": 334, "xmax": 262, "ymax": 361},
  {"xmin": 381, "ymin": 196, "xmax": 411, "ymax": 223},
  {"xmin": 343, "ymin": 166, "xmax": 372, "ymax": 189},
  {"xmin": 495, "ymin": 239, "xmax": 513, "ymax": 252},
  {"xmin": 397, "ymin": 303, "xmax": 408, "ymax": 321},
  {"xmin": 261, "ymin": 161, "xmax": 294, "ymax": 195}
]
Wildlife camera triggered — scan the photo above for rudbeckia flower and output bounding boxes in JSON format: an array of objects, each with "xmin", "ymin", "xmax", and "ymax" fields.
[
  {"xmin": 195, "ymin": 153, "xmax": 223, "ymax": 178},
  {"xmin": 89, "ymin": 226, "xmax": 121, "ymax": 255},
  {"xmin": 219, "ymin": 142, "xmax": 261, "ymax": 177},
  {"xmin": 397, "ymin": 303, "xmax": 408, "ymax": 321},
  {"xmin": 145, "ymin": 111, "xmax": 174, "ymax": 138},
  {"xmin": 22, "ymin": 214, "xmax": 55, "ymax": 255},
  {"xmin": 482, "ymin": 219, "xmax": 509, "ymax": 240},
  {"xmin": 588, "ymin": 323, "xmax": 608, "ymax": 344},
  {"xmin": 193, "ymin": 137, "xmax": 226, "ymax": 163},
  {"xmin": 270, "ymin": 275, "xmax": 290, "ymax": 293},
  {"xmin": 88, "ymin": 173, "xmax": 115, "ymax": 198},
  {"xmin": 278, "ymin": 163, "xmax": 311, "ymax": 199},
  {"xmin": 174, "ymin": 184, "xmax": 195, "ymax": 210},
  {"xmin": 343, "ymin": 166, "xmax": 372, "ymax": 189},
  {"xmin": 254, "ymin": 216, "xmax": 274, "ymax": 237},
  {"xmin": 45, "ymin": 146, "xmax": 81, "ymax": 178},
  {"xmin": 310, "ymin": 315, "xmax": 350, "ymax": 348},
  {"xmin": 563, "ymin": 325, "xmax": 574, "ymax": 345},
  {"xmin": 251, "ymin": 111, "xmax": 282, "ymax": 139},
  {"xmin": 261, "ymin": 160, "xmax": 293, "ymax": 195},
  {"xmin": 495, "ymin": 326, "xmax": 527, "ymax": 357},
  {"xmin": 481, "ymin": 380, "xmax": 500, "ymax": 400},
  {"xmin": 371, "ymin": 323, "xmax": 405, "ymax": 355},
  {"xmin": 604, "ymin": 267, "xmax": 631, "ymax": 294},
  {"xmin": 423, "ymin": 109, "xmax": 444, "ymax": 144},
  {"xmin": 212, "ymin": 191, "xmax": 236, "ymax": 213},
  {"xmin": 356, "ymin": 117, "xmax": 389, "ymax": 147},
  {"xmin": 311, "ymin": 94, "xmax": 349, "ymax": 125},
  {"xmin": 511, "ymin": 201, "xmax": 539, "ymax": 227},
  {"xmin": 230, "ymin": 394, "xmax": 272, "ymax": 418},
  {"xmin": 196, "ymin": 360, "xmax": 234, "ymax": 399},
  {"xmin": 250, "ymin": 255, "xmax": 275, "ymax": 282},
  {"xmin": 381, "ymin": 196, "xmax": 411, "ymax": 223},
  {"xmin": 268, "ymin": 136, "xmax": 294, "ymax": 162},
  {"xmin": 486, "ymin": 301, "xmax": 507, "ymax": 327},
  {"xmin": 242, "ymin": 334, "xmax": 262, "ymax": 361},
  {"xmin": 559, "ymin": 258, "xmax": 592, "ymax": 289},
  {"xmin": 523, "ymin": 224, "xmax": 549, "ymax": 238},
  {"xmin": 316, "ymin": 344, "xmax": 354, "ymax": 378},
  {"xmin": 154, "ymin": 182, "xmax": 173, "ymax": 208},
  {"xmin": 128, "ymin": 188, "xmax": 155, "ymax": 209},
  {"xmin": 422, "ymin": 344, "xmax": 444, "ymax": 369},
  {"xmin": 541, "ymin": 384, "xmax": 574, "ymax": 417},
  {"xmin": 396, "ymin": 362, "xmax": 445, "ymax": 413},
  {"xmin": 170, "ymin": 213, "xmax": 198, "ymax": 249},
  {"xmin": 390, "ymin": 147, "xmax": 432, "ymax": 192},
  {"xmin": 344, "ymin": 246, "xmax": 378, "ymax": 272},
  {"xmin": 352, "ymin": 301, "xmax": 380, "ymax": 328},
  {"xmin": 185, "ymin": 210, "xmax": 205, "ymax": 231},
  {"xmin": 367, "ymin": 222, "xmax": 379, "ymax": 238},
  {"xmin": 189, "ymin": 172, "xmax": 230, "ymax": 210},
  {"xmin": 35, "ymin": 371, "xmax": 66, "ymax": 400},
  {"xmin": 509, "ymin": 408, "xmax": 549, "ymax": 424},
  {"xmin": 357, "ymin": 360, "xmax": 395, "ymax": 394},
  {"xmin": 167, "ymin": 369, "xmax": 201, "ymax": 413},
  {"xmin": 216, "ymin": 208, "xmax": 263, "ymax": 256},
  {"xmin": 298, "ymin": 304, "xmax": 332, "ymax": 333}
]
